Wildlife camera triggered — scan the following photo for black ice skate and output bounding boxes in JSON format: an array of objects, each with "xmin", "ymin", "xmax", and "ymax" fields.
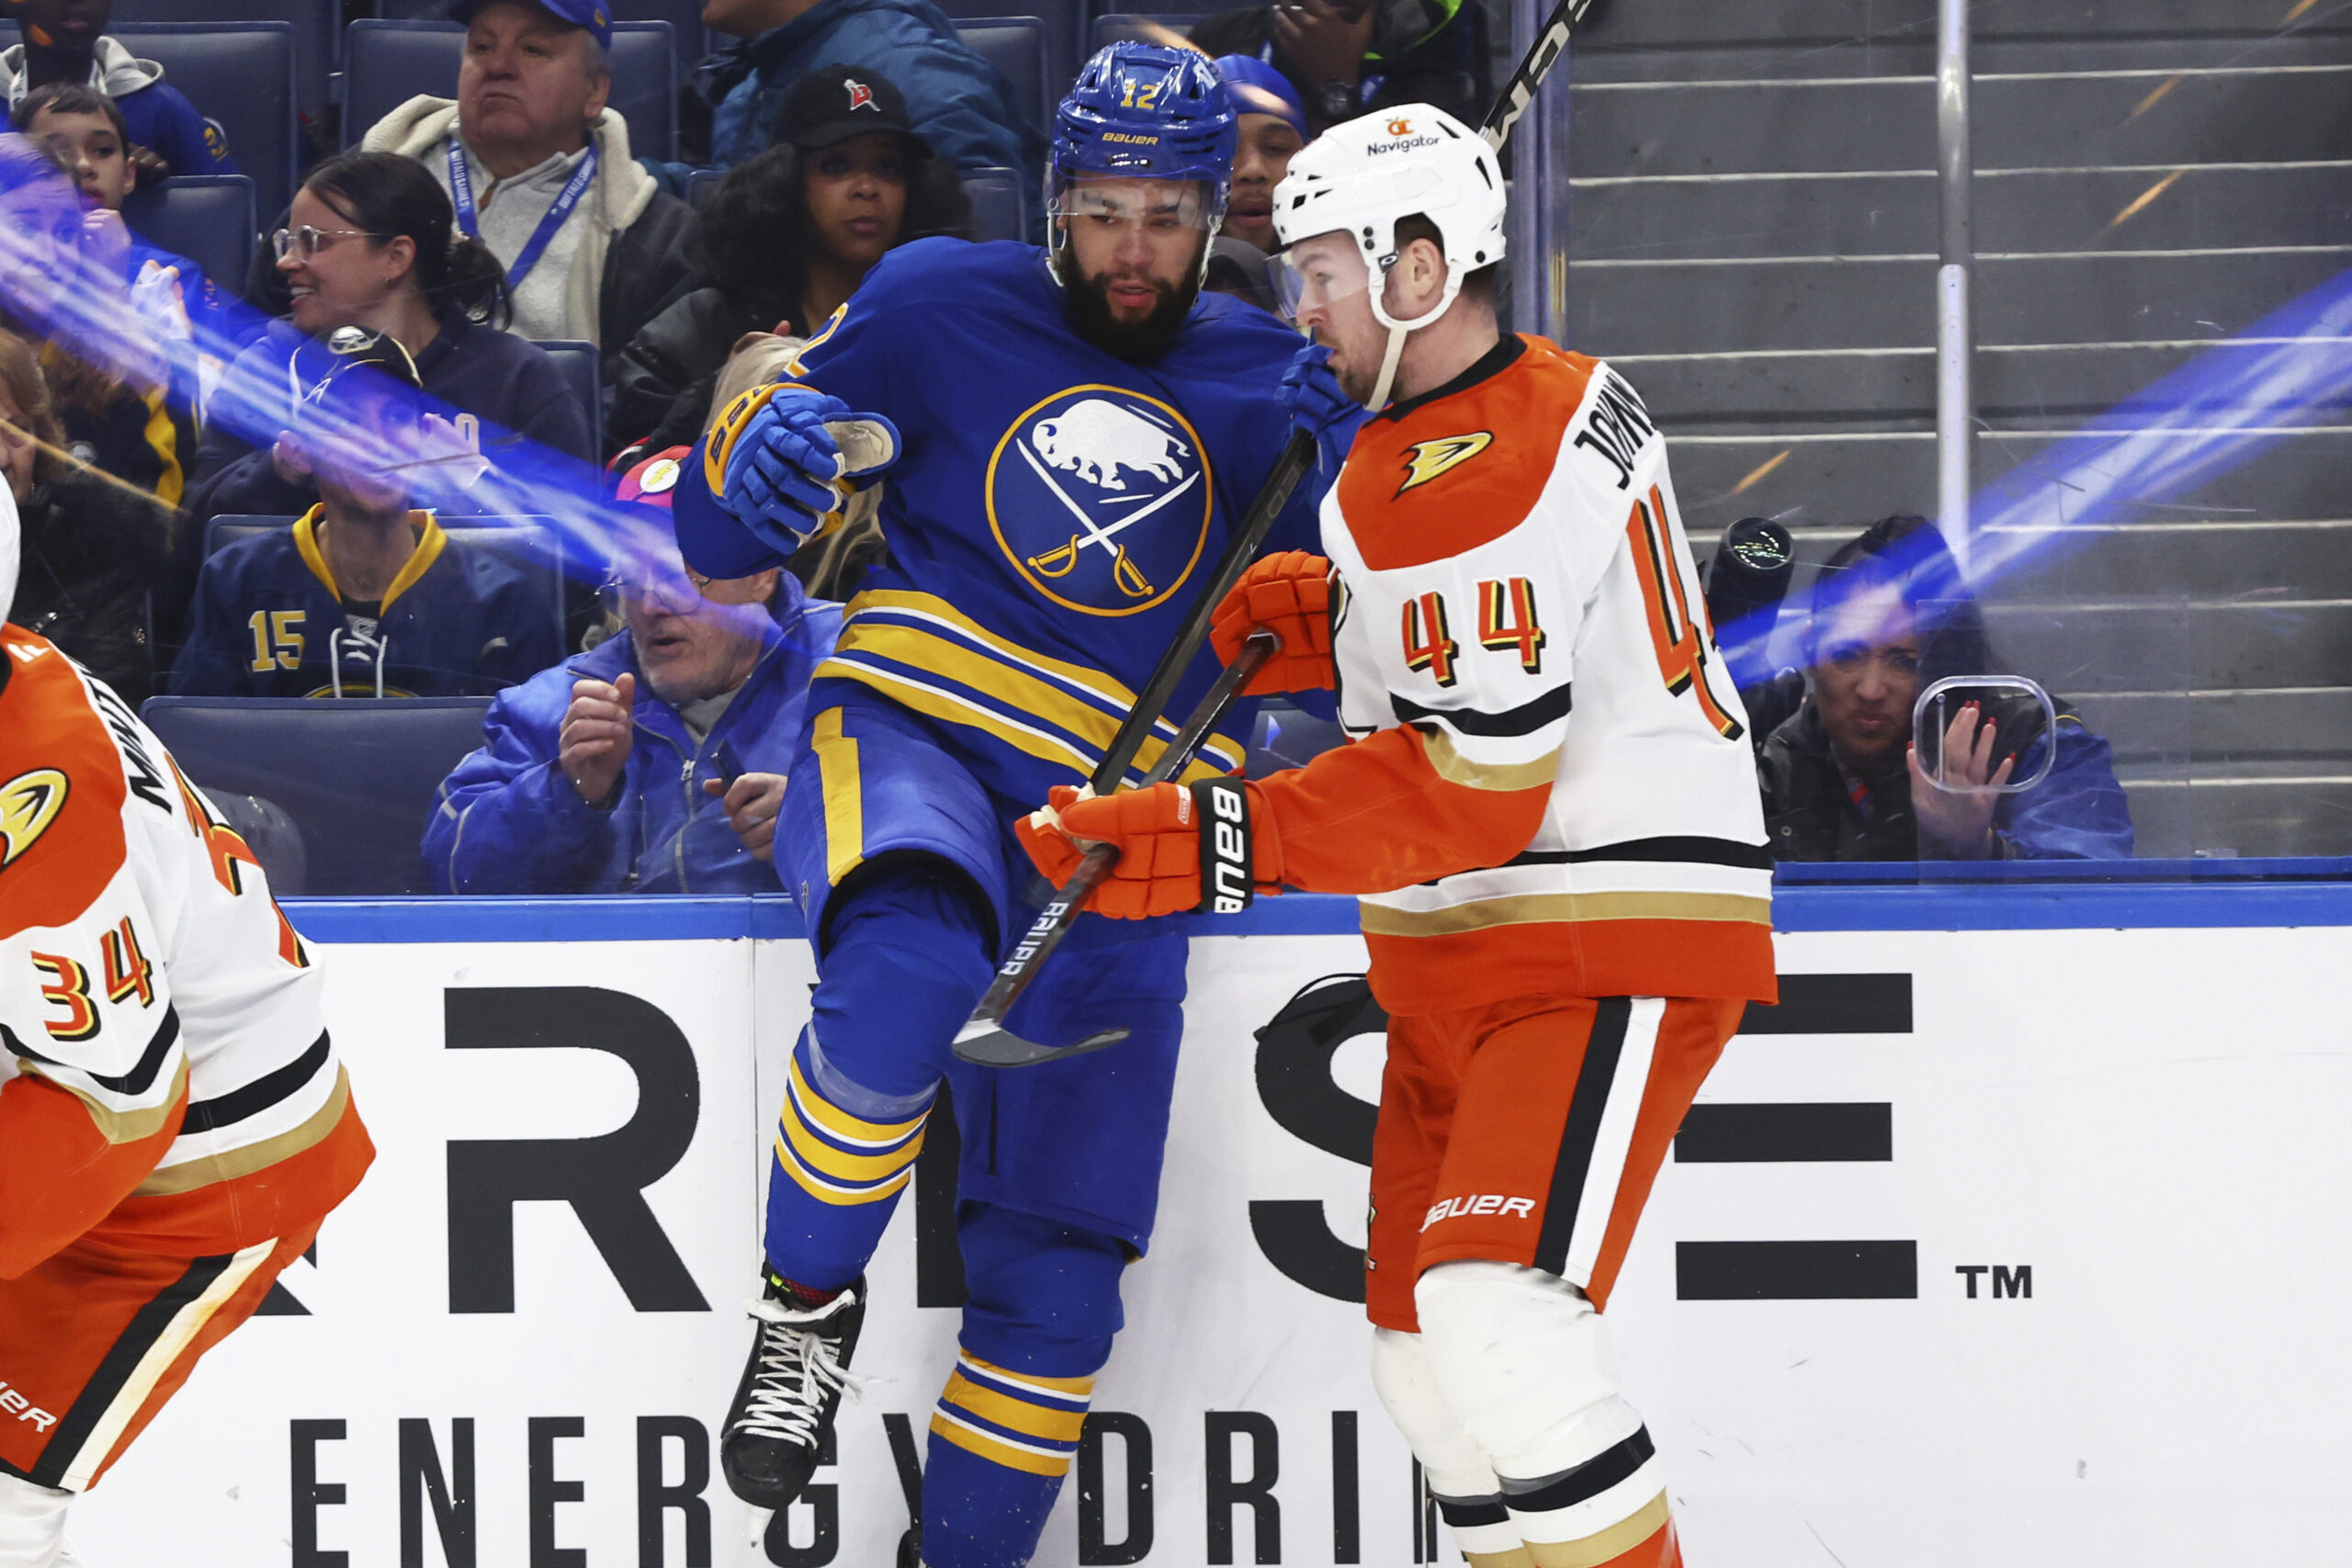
[{"xmin": 720, "ymin": 1272, "xmax": 865, "ymax": 1509}]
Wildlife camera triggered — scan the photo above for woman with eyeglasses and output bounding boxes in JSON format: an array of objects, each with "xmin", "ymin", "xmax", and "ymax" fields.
[{"xmin": 181, "ymin": 152, "xmax": 595, "ymax": 556}]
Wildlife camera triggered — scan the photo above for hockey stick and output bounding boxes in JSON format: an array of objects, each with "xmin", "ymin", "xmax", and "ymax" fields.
[
  {"xmin": 954, "ymin": 631, "xmax": 1279, "ymax": 1068},
  {"xmin": 953, "ymin": 0, "xmax": 1599, "ymax": 1067}
]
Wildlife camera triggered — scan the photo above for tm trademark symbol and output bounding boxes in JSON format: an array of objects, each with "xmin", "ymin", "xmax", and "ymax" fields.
[{"xmin": 1955, "ymin": 1264, "xmax": 2031, "ymax": 1299}]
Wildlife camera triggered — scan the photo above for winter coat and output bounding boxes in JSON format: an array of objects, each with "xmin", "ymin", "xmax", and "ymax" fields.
[
  {"xmin": 350, "ymin": 96, "xmax": 699, "ymax": 427},
  {"xmin": 1757, "ymin": 698, "xmax": 2135, "ymax": 863},
  {"xmin": 0, "ymin": 37, "xmax": 237, "ymax": 178},
  {"xmin": 683, "ymin": 0, "xmax": 1043, "ymax": 193},
  {"xmin": 424, "ymin": 584, "xmax": 842, "ymax": 894},
  {"xmin": 607, "ymin": 285, "xmax": 767, "ymax": 452},
  {"xmin": 1190, "ymin": 0, "xmax": 1489, "ymax": 134},
  {"xmin": 4, "ymin": 474, "xmax": 172, "ymax": 704}
]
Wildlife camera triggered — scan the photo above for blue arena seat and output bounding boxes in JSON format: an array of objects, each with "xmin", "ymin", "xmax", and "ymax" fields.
[
  {"xmin": 341, "ymin": 19, "xmax": 679, "ymax": 161},
  {"xmin": 959, "ymin": 167, "xmax": 1027, "ymax": 243},
  {"xmin": 0, "ymin": 20, "xmax": 300, "ymax": 225},
  {"xmin": 533, "ymin": 340, "xmax": 604, "ymax": 459},
  {"xmin": 141, "ymin": 694, "xmax": 498, "ymax": 895},
  {"xmin": 1089, "ymin": 13, "xmax": 1208, "ymax": 52},
  {"xmin": 107, "ymin": 0, "xmax": 339, "ymax": 122},
  {"xmin": 200, "ymin": 514, "xmax": 570, "ymax": 660},
  {"xmin": 933, "ymin": 0, "xmax": 1080, "ymax": 105},
  {"xmin": 954, "ymin": 18, "xmax": 1050, "ymax": 136},
  {"xmin": 686, "ymin": 167, "xmax": 726, "ymax": 209},
  {"xmin": 1101, "ymin": 0, "xmax": 1227, "ymax": 14},
  {"xmin": 372, "ymin": 0, "xmax": 708, "ymax": 65},
  {"xmin": 121, "ymin": 175, "xmax": 257, "ymax": 303}
]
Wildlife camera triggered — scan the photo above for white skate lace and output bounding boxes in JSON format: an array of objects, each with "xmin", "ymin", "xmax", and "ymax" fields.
[{"xmin": 731, "ymin": 1291, "xmax": 866, "ymax": 1444}]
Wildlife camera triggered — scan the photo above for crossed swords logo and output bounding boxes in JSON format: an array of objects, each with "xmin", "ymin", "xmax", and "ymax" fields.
[{"xmin": 1016, "ymin": 437, "xmax": 1199, "ymax": 600}]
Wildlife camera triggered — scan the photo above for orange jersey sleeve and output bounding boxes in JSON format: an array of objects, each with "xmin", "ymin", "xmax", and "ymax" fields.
[{"xmin": 0, "ymin": 1069, "xmax": 187, "ymax": 1280}]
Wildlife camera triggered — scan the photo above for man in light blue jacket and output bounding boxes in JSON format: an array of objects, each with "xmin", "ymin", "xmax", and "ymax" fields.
[{"xmin": 425, "ymin": 450, "xmax": 842, "ymax": 893}]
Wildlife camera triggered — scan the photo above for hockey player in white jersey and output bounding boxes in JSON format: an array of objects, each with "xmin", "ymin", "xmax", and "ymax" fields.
[
  {"xmin": 0, "ymin": 487, "xmax": 374, "ymax": 1565},
  {"xmin": 1022, "ymin": 107, "xmax": 1778, "ymax": 1567}
]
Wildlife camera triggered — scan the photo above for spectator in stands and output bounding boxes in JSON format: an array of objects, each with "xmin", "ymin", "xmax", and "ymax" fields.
[
  {"xmin": 318, "ymin": 0, "xmax": 697, "ymax": 431},
  {"xmin": 425, "ymin": 446, "xmax": 842, "ymax": 893},
  {"xmin": 0, "ymin": 0, "xmax": 237, "ymax": 178},
  {"xmin": 1191, "ymin": 0, "xmax": 1488, "ymax": 138},
  {"xmin": 15, "ymin": 83, "xmax": 248, "ymax": 389},
  {"xmin": 0, "ymin": 325, "xmax": 167, "ymax": 700},
  {"xmin": 172, "ymin": 330, "xmax": 562, "ymax": 699},
  {"xmin": 609, "ymin": 68, "xmax": 967, "ymax": 452},
  {"xmin": 1757, "ymin": 514, "xmax": 2133, "ymax": 862},
  {"xmin": 187, "ymin": 152, "xmax": 593, "ymax": 538},
  {"xmin": 683, "ymin": 0, "xmax": 1044, "ymax": 199},
  {"xmin": 1204, "ymin": 55, "xmax": 1305, "ymax": 312},
  {"xmin": 0, "ymin": 131, "xmax": 185, "ymax": 501}
]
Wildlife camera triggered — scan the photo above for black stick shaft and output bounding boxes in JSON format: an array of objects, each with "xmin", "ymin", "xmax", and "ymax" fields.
[
  {"xmin": 958, "ymin": 634, "xmax": 1277, "ymax": 1042},
  {"xmin": 1086, "ymin": 430, "xmax": 1315, "ymax": 794}
]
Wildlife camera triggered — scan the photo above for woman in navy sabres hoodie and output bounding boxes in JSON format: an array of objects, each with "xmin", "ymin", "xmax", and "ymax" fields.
[{"xmin": 175, "ymin": 152, "xmax": 594, "ymax": 638}]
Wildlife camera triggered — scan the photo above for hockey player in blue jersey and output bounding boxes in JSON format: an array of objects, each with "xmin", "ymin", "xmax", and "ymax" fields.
[
  {"xmin": 172, "ymin": 328, "xmax": 563, "ymax": 699},
  {"xmin": 670, "ymin": 42, "xmax": 1331, "ymax": 1568}
]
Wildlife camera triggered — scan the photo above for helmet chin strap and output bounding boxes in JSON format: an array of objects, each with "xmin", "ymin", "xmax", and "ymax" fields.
[
  {"xmin": 1364, "ymin": 266, "xmax": 1464, "ymax": 414},
  {"xmin": 1367, "ymin": 321, "xmax": 1409, "ymax": 414}
]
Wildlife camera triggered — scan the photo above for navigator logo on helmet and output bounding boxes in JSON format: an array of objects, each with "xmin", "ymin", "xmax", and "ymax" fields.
[
  {"xmin": 1271, "ymin": 103, "xmax": 1507, "ymax": 410},
  {"xmin": 1048, "ymin": 41, "xmax": 1239, "ymax": 292}
]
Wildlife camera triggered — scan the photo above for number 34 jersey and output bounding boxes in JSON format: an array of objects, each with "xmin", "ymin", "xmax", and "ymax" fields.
[{"xmin": 1319, "ymin": 335, "xmax": 1776, "ymax": 1011}]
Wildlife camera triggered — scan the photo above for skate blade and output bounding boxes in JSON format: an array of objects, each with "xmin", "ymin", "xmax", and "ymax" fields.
[{"xmin": 951, "ymin": 1022, "xmax": 1128, "ymax": 1068}]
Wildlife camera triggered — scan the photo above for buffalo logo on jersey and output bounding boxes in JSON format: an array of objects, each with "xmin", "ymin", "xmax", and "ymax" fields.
[
  {"xmin": 1396, "ymin": 432, "xmax": 1493, "ymax": 497},
  {"xmin": 987, "ymin": 388, "xmax": 1213, "ymax": 615},
  {"xmin": 0, "ymin": 769, "xmax": 68, "ymax": 871}
]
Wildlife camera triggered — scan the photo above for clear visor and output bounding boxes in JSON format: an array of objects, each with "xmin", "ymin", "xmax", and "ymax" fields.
[
  {"xmin": 1268, "ymin": 231, "xmax": 1374, "ymax": 326},
  {"xmin": 1048, "ymin": 176, "xmax": 1217, "ymax": 238}
]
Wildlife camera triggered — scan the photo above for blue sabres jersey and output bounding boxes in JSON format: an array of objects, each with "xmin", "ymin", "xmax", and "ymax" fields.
[
  {"xmin": 170, "ymin": 508, "xmax": 564, "ymax": 699},
  {"xmin": 773, "ymin": 239, "xmax": 1322, "ymax": 805}
]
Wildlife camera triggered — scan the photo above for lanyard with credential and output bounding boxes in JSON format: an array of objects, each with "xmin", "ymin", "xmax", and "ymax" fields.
[{"xmin": 447, "ymin": 141, "xmax": 598, "ymax": 294}]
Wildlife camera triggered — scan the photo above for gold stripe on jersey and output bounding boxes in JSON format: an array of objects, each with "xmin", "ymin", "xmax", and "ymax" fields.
[
  {"xmin": 818, "ymin": 592, "xmax": 1245, "ymax": 784},
  {"xmin": 291, "ymin": 507, "xmax": 447, "ymax": 609},
  {"xmin": 1530, "ymin": 1491, "xmax": 1672, "ymax": 1567},
  {"xmin": 809, "ymin": 707, "xmax": 865, "ymax": 886},
  {"xmin": 133, "ymin": 1065, "xmax": 350, "ymax": 1197},
  {"xmin": 776, "ymin": 1088, "xmax": 925, "ymax": 1184},
  {"xmin": 786, "ymin": 1051, "xmax": 924, "ymax": 1145},
  {"xmin": 1421, "ymin": 729, "xmax": 1560, "ymax": 793},
  {"xmin": 19, "ymin": 1057, "xmax": 187, "ymax": 1145},
  {"xmin": 1360, "ymin": 890, "xmax": 1771, "ymax": 939}
]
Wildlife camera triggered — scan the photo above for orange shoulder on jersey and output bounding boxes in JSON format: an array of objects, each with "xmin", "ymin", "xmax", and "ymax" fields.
[
  {"xmin": 1254, "ymin": 723, "xmax": 1555, "ymax": 895},
  {"xmin": 0, "ymin": 628, "xmax": 130, "ymax": 942},
  {"xmin": 1336, "ymin": 336, "xmax": 1599, "ymax": 572}
]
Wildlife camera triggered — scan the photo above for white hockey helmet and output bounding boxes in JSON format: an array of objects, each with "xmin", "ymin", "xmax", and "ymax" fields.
[
  {"xmin": 1271, "ymin": 104, "xmax": 1506, "ymax": 407},
  {"xmin": 0, "ymin": 480, "xmax": 17, "ymax": 628}
]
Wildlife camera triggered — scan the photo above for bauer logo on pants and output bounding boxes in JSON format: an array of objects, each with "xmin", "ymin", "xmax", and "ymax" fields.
[{"xmin": 986, "ymin": 386, "xmax": 1214, "ymax": 616}]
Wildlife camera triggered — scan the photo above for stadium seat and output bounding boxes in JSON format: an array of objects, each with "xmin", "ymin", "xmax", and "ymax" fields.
[
  {"xmin": 686, "ymin": 167, "xmax": 726, "ymax": 209},
  {"xmin": 954, "ymin": 18, "xmax": 1051, "ymax": 137},
  {"xmin": 533, "ymin": 341, "xmax": 604, "ymax": 460},
  {"xmin": 1101, "ymin": 0, "xmax": 1227, "ymax": 14},
  {"xmin": 959, "ymin": 167, "xmax": 1026, "ymax": 244},
  {"xmin": 201, "ymin": 514, "xmax": 570, "ymax": 660},
  {"xmin": 932, "ymin": 0, "xmax": 1080, "ymax": 105},
  {"xmin": 140, "ymin": 694, "xmax": 496, "ymax": 895},
  {"xmin": 106, "ymin": 0, "xmax": 339, "ymax": 123},
  {"xmin": 121, "ymin": 175, "xmax": 257, "ymax": 303},
  {"xmin": 1089, "ymin": 13, "xmax": 1208, "ymax": 53},
  {"xmin": 0, "ymin": 20, "xmax": 300, "ymax": 226},
  {"xmin": 371, "ymin": 0, "xmax": 708, "ymax": 62},
  {"xmin": 341, "ymin": 19, "xmax": 679, "ymax": 161}
]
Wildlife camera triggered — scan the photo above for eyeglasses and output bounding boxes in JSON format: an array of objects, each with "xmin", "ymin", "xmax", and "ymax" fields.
[{"xmin": 272, "ymin": 225, "xmax": 386, "ymax": 262}]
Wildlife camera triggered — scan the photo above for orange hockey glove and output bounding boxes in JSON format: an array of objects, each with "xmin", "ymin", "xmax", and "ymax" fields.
[
  {"xmin": 1210, "ymin": 550, "xmax": 1336, "ymax": 694},
  {"xmin": 1016, "ymin": 781, "xmax": 1283, "ymax": 919}
]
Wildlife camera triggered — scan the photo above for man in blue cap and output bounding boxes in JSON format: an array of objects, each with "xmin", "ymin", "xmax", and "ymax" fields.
[
  {"xmin": 1204, "ymin": 53, "xmax": 1306, "ymax": 310},
  {"xmin": 337, "ymin": 0, "xmax": 696, "ymax": 427}
]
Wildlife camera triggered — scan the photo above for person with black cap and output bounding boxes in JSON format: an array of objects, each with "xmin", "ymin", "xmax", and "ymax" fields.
[
  {"xmin": 170, "ymin": 328, "xmax": 565, "ymax": 699},
  {"xmin": 274, "ymin": 0, "xmax": 695, "ymax": 430},
  {"xmin": 609, "ymin": 65, "xmax": 968, "ymax": 455}
]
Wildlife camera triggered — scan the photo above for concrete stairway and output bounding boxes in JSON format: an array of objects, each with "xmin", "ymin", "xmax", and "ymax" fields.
[{"xmin": 1566, "ymin": 0, "xmax": 2352, "ymax": 856}]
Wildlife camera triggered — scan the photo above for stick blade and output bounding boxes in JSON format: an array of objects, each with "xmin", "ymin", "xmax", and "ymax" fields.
[{"xmin": 952, "ymin": 1021, "xmax": 1130, "ymax": 1068}]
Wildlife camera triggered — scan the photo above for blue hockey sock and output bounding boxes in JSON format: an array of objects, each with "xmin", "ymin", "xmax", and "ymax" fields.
[
  {"xmin": 763, "ymin": 865, "xmax": 994, "ymax": 1290},
  {"xmin": 923, "ymin": 1351, "xmax": 1095, "ymax": 1568}
]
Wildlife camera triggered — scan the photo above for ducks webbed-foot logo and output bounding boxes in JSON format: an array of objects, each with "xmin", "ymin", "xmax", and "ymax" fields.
[{"xmin": 988, "ymin": 387, "xmax": 1214, "ymax": 616}]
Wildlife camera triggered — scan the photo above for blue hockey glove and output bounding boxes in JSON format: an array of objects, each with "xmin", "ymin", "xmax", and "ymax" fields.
[
  {"xmin": 705, "ymin": 384, "xmax": 899, "ymax": 551},
  {"xmin": 1282, "ymin": 343, "xmax": 1370, "ymax": 470}
]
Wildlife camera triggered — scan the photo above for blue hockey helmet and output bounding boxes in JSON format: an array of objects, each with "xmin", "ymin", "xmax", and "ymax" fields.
[{"xmin": 1051, "ymin": 43, "xmax": 1239, "ymax": 231}]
